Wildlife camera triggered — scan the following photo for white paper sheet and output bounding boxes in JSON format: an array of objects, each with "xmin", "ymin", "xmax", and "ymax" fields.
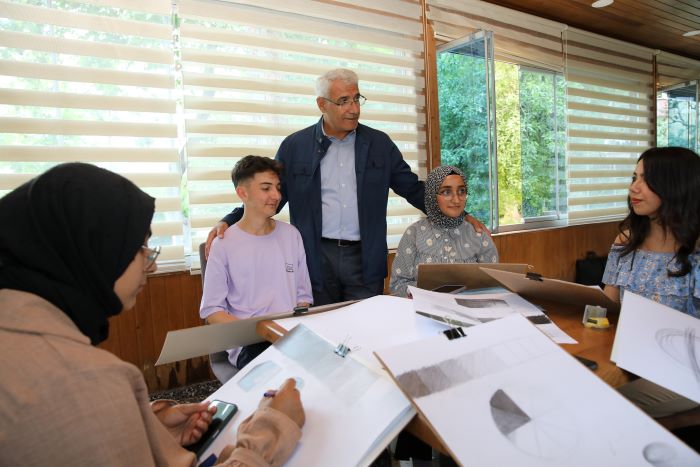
[
  {"xmin": 611, "ymin": 292, "xmax": 700, "ymax": 404},
  {"xmin": 375, "ymin": 314, "xmax": 700, "ymax": 467},
  {"xmin": 408, "ymin": 285, "xmax": 577, "ymax": 344},
  {"xmin": 201, "ymin": 324, "xmax": 414, "ymax": 467},
  {"xmin": 275, "ymin": 295, "xmax": 451, "ymax": 371}
]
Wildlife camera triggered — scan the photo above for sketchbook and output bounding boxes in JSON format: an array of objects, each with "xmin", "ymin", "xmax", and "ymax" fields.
[
  {"xmin": 375, "ymin": 314, "xmax": 699, "ymax": 467},
  {"xmin": 611, "ymin": 292, "xmax": 700, "ymax": 404},
  {"xmin": 481, "ymin": 267, "xmax": 620, "ymax": 312},
  {"xmin": 201, "ymin": 323, "xmax": 415, "ymax": 467},
  {"xmin": 407, "ymin": 285, "xmax": 576, "ymax": 344}
]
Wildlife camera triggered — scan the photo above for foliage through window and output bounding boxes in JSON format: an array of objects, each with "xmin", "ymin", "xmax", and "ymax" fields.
[{"xmin": 437, "ymin": 32, "xmax": 566, "ymax": 231}]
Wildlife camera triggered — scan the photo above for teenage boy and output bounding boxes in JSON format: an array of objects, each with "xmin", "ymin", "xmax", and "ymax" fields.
[{"xmin": 200, "ymin": 156, "xmax": 313, "ymax": 369}]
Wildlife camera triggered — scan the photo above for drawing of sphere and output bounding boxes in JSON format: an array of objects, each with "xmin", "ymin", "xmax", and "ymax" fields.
[
  {"xmin": 654, "ymin": 328, "xmax": 700, "ymax": 370},
  {"xmin": 643, "ymin": 442, "xmax": 676, "ymax": 466}
]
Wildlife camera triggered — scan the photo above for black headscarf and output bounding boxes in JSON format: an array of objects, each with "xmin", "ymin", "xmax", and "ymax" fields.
[
  {"xmin": 425, "ymin": 165, "xmax": 468, "ymax": 229},
  {"xmin": 0, "ymin": 163, "xmax": 155, "ymax": 345}
]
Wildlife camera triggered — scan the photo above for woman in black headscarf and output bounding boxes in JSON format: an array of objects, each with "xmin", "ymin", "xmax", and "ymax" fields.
[
  {"xmin": 0, "ymin": 163, "xmax": 304, "ymax": 467},
  {"xmin": 389, "ymin": 165, "xmax": 499, "ymax": 297}
]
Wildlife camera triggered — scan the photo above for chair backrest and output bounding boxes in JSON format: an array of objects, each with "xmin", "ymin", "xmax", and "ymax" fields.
[
  {"xmin": 198, "ymin": 242, "xmax": 207, "ymax": 285},
  {"xmin": 198, "ymin": 241, "xmax": 238, "ymax": 383}
]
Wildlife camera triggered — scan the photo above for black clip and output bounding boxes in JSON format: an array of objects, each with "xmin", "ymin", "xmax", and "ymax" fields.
[
  {"xmin": 526, "ymin": 272, "xmax": 543, "ymax": 281},
  {"xmin": 292, "ymin": 306, "xmax": 309, "ymax": 316},
  {"xmin": 443, "ymin": 327, "xmax": 466, "ymax": 340}
]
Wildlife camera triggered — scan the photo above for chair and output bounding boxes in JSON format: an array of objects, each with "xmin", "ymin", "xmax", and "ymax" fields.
[{"xmin": 199, "ymin": 242, "xmax": 238, "ymax": 384}]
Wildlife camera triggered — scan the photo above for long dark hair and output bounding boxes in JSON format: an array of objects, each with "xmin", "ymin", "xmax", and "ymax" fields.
[{"xmin": 618, "ymin": 147, "xmax": 700, "ymax": 277}]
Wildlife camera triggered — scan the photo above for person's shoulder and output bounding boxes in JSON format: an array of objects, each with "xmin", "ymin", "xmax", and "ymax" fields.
[
  {"xmin": 283, "ymin": 123, "xmax": 316, "ymax": 143},
  {"xmin": 402, "ymin": 217, "xmax": 429, "ymax": 236},
  {"xmin": 613, "ymin": 230, "xmax": 630, "ymax": 246}
]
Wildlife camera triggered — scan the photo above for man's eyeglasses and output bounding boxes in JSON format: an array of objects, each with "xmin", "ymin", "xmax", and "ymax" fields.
[
  {"xmin": 322, "ymin": 94, "xmax": 367, "ymax": 107},
  {"xmin": 142, "ymin": 245, "xmax": 161, "ymax": 269},
  {"xmin": 437, "ymin": 188, "xmax": 468, "ymax": 199}
]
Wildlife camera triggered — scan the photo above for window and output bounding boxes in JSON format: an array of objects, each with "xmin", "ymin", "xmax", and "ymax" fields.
[
  {"xmin": 431, "ymin": 0, "xmax": 568, "ymax": 232},
  {"xmin": 436, "ymin": 38, "xmax": 567, "ymax": 231},
  {"xmin": 428, "ymin": 0, "xmax": 656, "ymax": 231},
  {"xmin": 564, "ymin": 29, "xmax": 653, "ymax": 223},
  {"xmin": 0, "ymin": 0, "xmax": 183, "ymax": 264},
  {"xmin": 0, "ymin": 0, "xmax": 427, "ymax": 268},
  {"xmin": 657, "ymin": 82, "xmax": 698, "ymax": 151}
]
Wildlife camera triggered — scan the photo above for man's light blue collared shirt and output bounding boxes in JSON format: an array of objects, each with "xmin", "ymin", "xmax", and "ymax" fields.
[{"xmin": 319, "ymin": 127, "xmax": 360, "ymax": 240}]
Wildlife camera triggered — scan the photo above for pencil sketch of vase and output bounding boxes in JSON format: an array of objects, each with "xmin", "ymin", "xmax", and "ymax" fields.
[{"xmin": 655, "ymin": 328, "xmax": 700, "ymax": 385}]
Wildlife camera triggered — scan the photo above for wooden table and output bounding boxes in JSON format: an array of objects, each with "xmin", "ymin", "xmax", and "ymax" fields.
[{"xmin": 255, "ymin": 297, "xmax": 630, "ymax": 454}]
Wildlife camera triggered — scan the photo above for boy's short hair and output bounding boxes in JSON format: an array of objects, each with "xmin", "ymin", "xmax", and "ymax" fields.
[{"xmin": 231, "ymin": 155, "xmax": 283, "ymax": 187}]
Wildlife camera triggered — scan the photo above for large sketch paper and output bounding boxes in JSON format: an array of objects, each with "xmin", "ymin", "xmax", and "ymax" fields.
[
  {"xmin": 155, "ymin": 310, "xmax": 291, "ymax": 365},
  {"xmin": 408, "ymin": 285, "xmax": 576, "ymax": 344},
  {"xmin": 611, "ymin": 292, "xmax": 700, "ymax": 404},
  {"xmin": 481, "ymin": 268, "xmax": 620, "ymax": 312},
  {"xmin": 203, "ymin": 324, "xmax": 414, "ymax": 467},
  {"xmin": 275, "ymin": 295, "xmax": 450, "ymax": 371},
  {"xmin": 375, "ymin": 314, "xmax": 699, "ymax": 467},
  {"xmin": 416, "ymin": 262, "xmax": 531, "ymax": 291}
]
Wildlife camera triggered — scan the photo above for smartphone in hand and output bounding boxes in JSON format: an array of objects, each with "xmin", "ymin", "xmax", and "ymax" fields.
[{"xmin": 185, "ymin": 400, "xmax": 238, "ymax": 458}]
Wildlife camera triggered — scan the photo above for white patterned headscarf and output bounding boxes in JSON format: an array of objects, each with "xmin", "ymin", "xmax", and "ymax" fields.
[{"xmin": 425, "ymin": 165, "xmax": 467, "ymax": 229}]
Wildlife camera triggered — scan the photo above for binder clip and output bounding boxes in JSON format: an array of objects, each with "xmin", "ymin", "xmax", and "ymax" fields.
[
  {"xmin": 292, "ymin": 306, "xmax": 309, "ymax": 316},
  {"xmin": 443, "ymin": 327, "xmax": 466, "ymax": 340},
  {"xmin": 526, "ymin": 272, "xmax": 543, "ymax": 281}
]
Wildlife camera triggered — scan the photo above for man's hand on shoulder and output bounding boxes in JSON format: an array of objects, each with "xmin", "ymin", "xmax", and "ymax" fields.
[
  {"xmin": 205, "ymin": 221, "xmax": 230, "ymax": 259},
  {"xmin": 464, "ymin": 215, "xmax": 492, "ymax": 238}
]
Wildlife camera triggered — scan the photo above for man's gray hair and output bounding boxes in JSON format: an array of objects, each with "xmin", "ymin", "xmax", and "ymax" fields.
[{"xmin": 315, "ymin": 68, "xmax": 359, "ymax": 99}]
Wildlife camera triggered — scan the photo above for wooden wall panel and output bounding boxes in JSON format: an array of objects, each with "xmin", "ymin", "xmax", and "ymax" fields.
[
  {"xmin": 103, "ymin": 221, "xmax": 619, "ymax": 391},
  {"xmin": 491, "ymin": 222, "xmax": 619, "ymax": 281}
]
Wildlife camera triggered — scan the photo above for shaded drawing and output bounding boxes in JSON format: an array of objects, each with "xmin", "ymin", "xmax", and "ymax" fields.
[
  {"xmin": 455, "ymin": 298, "xmax": 508, "ymax": 309},
  {"xmin": 643, "ymin": 442, "xmax": 677, "ymax": 467},
  {"xmin": 395, "ymin": 336, "xmax": 552, "ymax": 398},
  {"xmin": 489, "ymin": 388, "xmax": 577, "ymax": 460},
  {"xmin": 527, "ymin": 315, "xmax": 552, "ymax": 325},
  {"xmin": 655, "ymin": 327, "xmax": 700, "ymax": 385},
  {"xmin": 237, "ymin": 360, "xmax": 281, "ymax": 392},
  {"xmin": 490, "ymin": 389, "xmax": 531, "ymax": 435},
  {"xmin": 275, "ymin": 325, "xmax": 377, "ymax": 405}
]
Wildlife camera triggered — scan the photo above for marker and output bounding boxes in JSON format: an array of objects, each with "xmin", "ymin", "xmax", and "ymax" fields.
[{"xmin": 263, "ymin": 390, "xmax": 277, "ymax": 398}]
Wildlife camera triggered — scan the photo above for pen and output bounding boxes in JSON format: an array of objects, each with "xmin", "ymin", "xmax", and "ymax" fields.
[{"xmin": 263, "ymin": 390, "xmax": 277, "ymax": 398}]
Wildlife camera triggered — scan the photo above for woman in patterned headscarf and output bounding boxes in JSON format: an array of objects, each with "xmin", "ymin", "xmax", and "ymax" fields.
[{"xmin": 389, "ymin": 165, "xmax": 498, "ymax": 297}]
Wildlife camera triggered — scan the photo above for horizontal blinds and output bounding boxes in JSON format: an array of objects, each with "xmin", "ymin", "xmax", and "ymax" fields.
[
  {"xmin": 179, "ymin": 0, "xmax": 426, "ymax": 257},
  {"xmin": 426, "ymin": 0, "xmax": 565, "ymax": 71},
  {"xmin": 0, "ymin": 0, "xmax": 183, "ymax": 262},
  {"xmin": 565, "ymin": 28, "xmax": 654, "ymax": 223},
  {"xmin": 656, "ymin": 51, "xmax": 700, "ymax": 89}
]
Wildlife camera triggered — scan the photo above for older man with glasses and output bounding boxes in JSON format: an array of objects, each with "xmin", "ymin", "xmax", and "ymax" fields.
[{"xmin": 207, "ymin": 68, "xmax": 486, "ymax": 305}]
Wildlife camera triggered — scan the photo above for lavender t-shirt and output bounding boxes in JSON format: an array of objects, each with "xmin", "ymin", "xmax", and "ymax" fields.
[{"xmin": 200, "ymin": 221, "xmax": 313, "ymax": 365}]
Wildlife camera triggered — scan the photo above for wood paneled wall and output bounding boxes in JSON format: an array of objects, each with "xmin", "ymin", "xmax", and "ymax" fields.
[{"xmin": 102, "ymin": 221, "xmax": 619, "ymax": 392}]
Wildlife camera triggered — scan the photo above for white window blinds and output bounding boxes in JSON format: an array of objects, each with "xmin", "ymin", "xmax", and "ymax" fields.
[
  {"xmin": 0, "ymin": 0, "xmax": 184, "ymax": 262},
  {"xmin": 656, "ymin": 51, "xmax": 700, "ymax": 90},
  {"xmin": 565, "ymin": 28, "xmax": 654, "ymax": 223},
  {"xmin": 426, "ymin": 0, "xmax": 565, "ymax": 72},
  {"xmin": 178, "ymin": 0, "xmax": 427, "ymax": 255}
]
